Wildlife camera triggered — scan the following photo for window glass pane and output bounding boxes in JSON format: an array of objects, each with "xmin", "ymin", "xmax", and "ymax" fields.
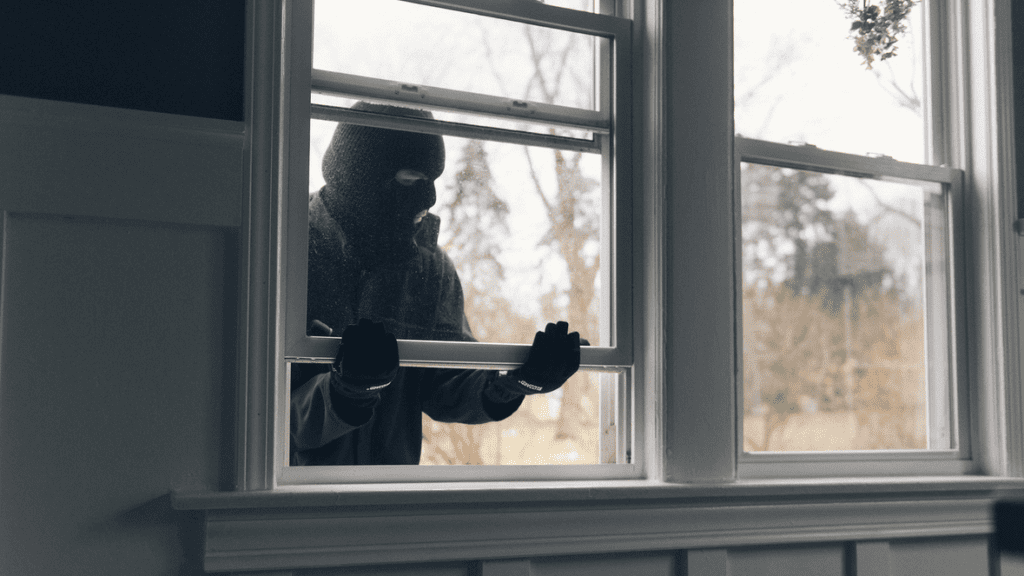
[
  {"xmin": 308, "ymin": 118, "xmax": 605, "ymax": 347},
  {"xmin": 421, "ymin": 369, "xmax": 624, "ymax": 465},
  {"xmin": 741, "ymin": 162, "xmax": 952, "ymax": 451},
  {"xmin": 314, "ymin": 0, "xmax": 597, "ymax": 111},
  {"xmin": 734, "ymin": 0, "xmax": 928, "ymax": 163}
]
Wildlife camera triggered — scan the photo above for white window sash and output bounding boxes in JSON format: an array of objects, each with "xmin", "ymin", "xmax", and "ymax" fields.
[
  {"xmin": 270, "ymin": 0, "xmax": 637, "ymax": 482},
  {"xmin": 285, "ymin": 0, "xmax": 633, "ymax": 371},
  {"xmin": 733, "ymin": 136, "xmax": 972, "ymax": 475},
  {"xmin": 310, "ymin": 102, "xmax": 604, "ymax": 154}
]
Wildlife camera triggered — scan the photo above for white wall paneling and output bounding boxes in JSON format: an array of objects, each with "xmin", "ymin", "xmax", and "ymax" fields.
[
  {"xmin": 683, "ymin": 549, "xmax": 728, "ymax": 576},
  {"xmin": 0, "ymin": 94, "xmax": 244, "ymax": 228},
  {"xmin": 0, "ymin": 212, "xmax": 234, "ymax": 574},
  {"xmin": 0, "ymin": 94, "xmax": 242, "ymax": 574},
  {"xmin": 728, "ymin": 543, "xmax": 845, "ymax": 576}
]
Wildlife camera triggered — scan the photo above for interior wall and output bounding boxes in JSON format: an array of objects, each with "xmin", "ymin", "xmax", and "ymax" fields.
[
  {"xmin": 0, "ymin": 210, "xmax": 235, "ymax": 575},
  {"xmin": 0, "ymin": 5, "xmax": 245, "ymax": 575},
  {"xmin": 0, "ymin": 2, "xmax": 245, "ymax": 121}
]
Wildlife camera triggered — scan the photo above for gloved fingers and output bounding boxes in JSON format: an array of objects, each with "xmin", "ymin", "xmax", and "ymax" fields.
[
  {"xmin": 332, "ymin": 339, "xmax": 345, "ymax": 366},
  {"xmin": 565, "ymin": 334, "xmax": 581, "ymax": 378},
  {"xmin": 358, "ymin": 318, "xmax": 386, "ymax": 337},
  {"xmin": 383, "ymin": 331, "xmax": 399, "ymax": 360},
  {"xmin": 343, "ymin": 318, "xmax": 386, "ymax": 340},
  {"xmin": 546, "ymin": 321, "xmax": 569, "ymax": 339},
  {"xmin": 530, "ymin": 327, "xmax": 548, "ymax": 351},
  {"xmin": 565, "ymin": 330, "xmax": 580, "ymax": 361},
  {"xmin": 341, "ymin": 320, "xmax": 364, "ymax": 342}
]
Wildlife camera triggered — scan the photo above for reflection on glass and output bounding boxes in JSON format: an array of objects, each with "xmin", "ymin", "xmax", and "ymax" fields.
[
  {"xmin": 308, "ymin": 117, "xmax": 604, "ymax": 346},
  {"xmin": 741, "ymin": 163, "xmax": 950, "ymax": 451},
  {"xmin": 314, "ymin": 0, "xmax": 597, "ymax": 111},
  {"xmin": 734, "ymin": 0, "xmax": 927, "ymax": 162},
  {"xmin": 421, "ymin": 370, "xmax": 622, "ymax": 465}
]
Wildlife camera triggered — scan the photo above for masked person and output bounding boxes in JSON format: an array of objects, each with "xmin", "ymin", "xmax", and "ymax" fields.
[{"xmin": 290, "ymin": 101, "xmax": 584, "ymax": 466}]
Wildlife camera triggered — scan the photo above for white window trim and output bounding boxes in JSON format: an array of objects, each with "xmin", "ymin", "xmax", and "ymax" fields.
[{"xmin": 175, "ymin": 0, "xmax": 1024, "ymax": 569}]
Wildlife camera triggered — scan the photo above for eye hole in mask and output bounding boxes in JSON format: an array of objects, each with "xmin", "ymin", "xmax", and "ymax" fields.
[{"xmin": 395, "ymin": 169, "xmax": 429, "ymax": 186}]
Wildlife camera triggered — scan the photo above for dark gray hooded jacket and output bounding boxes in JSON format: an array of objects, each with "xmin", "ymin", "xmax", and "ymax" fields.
[{"xmin": 289, "ymin": 191, "xmax": 522, "ymax": 465}]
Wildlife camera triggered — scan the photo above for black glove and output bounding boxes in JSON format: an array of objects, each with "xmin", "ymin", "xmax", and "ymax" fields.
[
  {"xmin": 485, "ymin": 321, "xmax": 582, "ymax": 404},
  {"xmin": 330, "ymin": 319, "xmax": 399, "ymax": 400}
]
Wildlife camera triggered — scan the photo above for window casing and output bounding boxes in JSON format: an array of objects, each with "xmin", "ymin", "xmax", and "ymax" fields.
[{"xmin": 275, "ymin": 0, "xmax": 639, "ymax": 483}]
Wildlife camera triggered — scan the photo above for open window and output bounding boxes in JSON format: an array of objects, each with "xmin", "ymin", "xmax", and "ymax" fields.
[{"xmin": 277, "ymin": 0, "xmax": 637, "ymax": 482}]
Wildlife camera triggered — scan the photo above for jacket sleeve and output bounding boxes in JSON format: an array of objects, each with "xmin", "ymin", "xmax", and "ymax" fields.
[
  {"xmin": 419, "ymin": 367, "xmax": 524, "ymax": 424},
  {"xmin": 418, "ymin": 248, "xmax": 525, "ymax": 422},
  {"xmin": 291, "ymin": 371, "xmax": 377, "ymax": 452}
]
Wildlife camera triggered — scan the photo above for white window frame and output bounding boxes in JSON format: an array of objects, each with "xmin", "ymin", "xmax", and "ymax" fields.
[
  {"xmin": 265, "ymin": 0, "xmax": 642, "ymax": 484},
  {"xmin": 229, "ymin": 0, "xmax": 1021, "ymax": 495}
]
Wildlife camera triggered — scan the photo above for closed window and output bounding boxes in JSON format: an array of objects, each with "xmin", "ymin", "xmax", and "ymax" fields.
[{"xmin": 735, "ymin": 0, "xmax": 971, "ymax": 474}]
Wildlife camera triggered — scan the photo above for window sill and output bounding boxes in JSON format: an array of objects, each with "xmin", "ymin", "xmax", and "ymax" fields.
[{"xmin": 173, "ymin": 476, "xmax": 1024, "ymax": 573}]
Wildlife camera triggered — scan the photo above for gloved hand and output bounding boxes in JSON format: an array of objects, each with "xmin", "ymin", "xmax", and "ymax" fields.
[
  {"xmin": 330, "ymin": 319, "xmax": 399, "ymax": 400},
  {"xmin": 485, "ymin": 321, "xmax": 582, "ymax": 404}
]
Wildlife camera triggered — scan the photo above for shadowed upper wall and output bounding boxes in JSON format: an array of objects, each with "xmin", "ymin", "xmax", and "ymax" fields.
[{"xmin": 0, "ymin": 2, "xmax": 245, "ymax": 121}]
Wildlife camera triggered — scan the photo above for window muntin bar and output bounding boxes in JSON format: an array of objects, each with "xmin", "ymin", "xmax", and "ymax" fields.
[
  {"xmin": 311, "ymin": 69, "xmax": 609, "ymax": 133},
  {"xmin": 737, "ymin": 137, "xmax": 958, "ymax": 183},
  {"xmin": 309, "ymin": 103, "xmax": 603, "ymax": 153},
  {"xmin": 312, "ymin": 92, "xmax": 596, "ymax": 140}
]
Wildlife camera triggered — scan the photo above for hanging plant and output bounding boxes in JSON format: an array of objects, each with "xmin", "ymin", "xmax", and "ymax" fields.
[{"xmin": 838, "ymin": 0, "xmax": 918, "ymax": 69}]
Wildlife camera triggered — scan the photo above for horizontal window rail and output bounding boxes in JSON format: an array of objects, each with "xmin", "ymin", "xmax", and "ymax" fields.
[
  {"xmin": 285, "ymin": 339, "xmax": 631, "ymax": 371},
  {"xmin": 312, "ymin": 69, "xmax": 609, "ymax": 133},
  {"xmin": 310, "ymin": 101, "xmax": 603, "ymax": 153},
  {"xmin": 736, "ymin": 136, "xmax": 960, "ymax": 183}
]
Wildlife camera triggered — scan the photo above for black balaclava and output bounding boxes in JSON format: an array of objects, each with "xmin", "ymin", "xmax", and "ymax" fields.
[{"xmin": 321, "ymin": 101, "xmax": 445, "ymax": 266}]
